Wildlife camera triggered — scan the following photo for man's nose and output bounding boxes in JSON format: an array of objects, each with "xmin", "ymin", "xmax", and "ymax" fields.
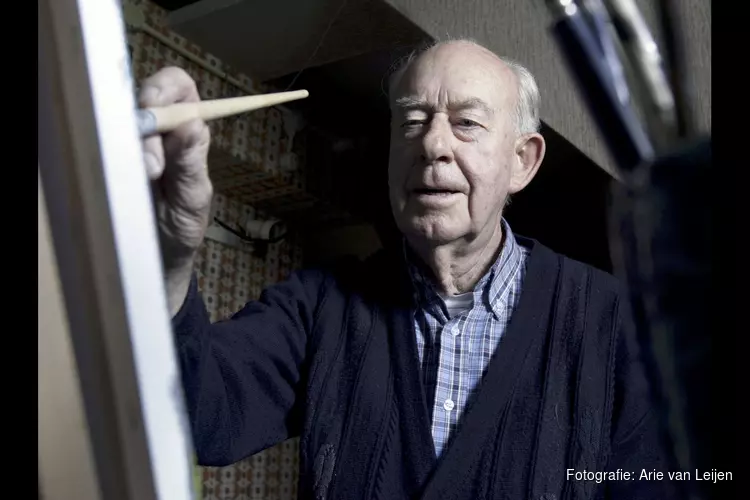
[{"xmin": 420, "ymin": 118, "xmax": 454, "ymax": 165}]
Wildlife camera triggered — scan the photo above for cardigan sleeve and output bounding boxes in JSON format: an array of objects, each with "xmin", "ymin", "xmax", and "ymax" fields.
[
  {"xmin": 171, "ymin": 269, "xmax": 328, "ymax": 467},
  {"xmin": 599, "ymin": 297, "xmax": 685, "ymax": 500}
]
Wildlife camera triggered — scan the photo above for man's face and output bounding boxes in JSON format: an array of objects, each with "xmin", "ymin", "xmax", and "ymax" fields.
[{"xmin": 388, "ymin": 43, "xmax": 519, "ymax": 245}]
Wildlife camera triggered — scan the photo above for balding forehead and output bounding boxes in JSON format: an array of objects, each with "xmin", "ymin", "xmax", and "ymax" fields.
[
  {"xmin": 395, "ymin": 41, "xmax": 508, "ymax": 77},
  {"xmin": 431, "ymin": 41, "xmax": 517, "ymax": 85},
  {"xmin": 388, "ymin": 41, "xmax": 518, "ymax": 107}
]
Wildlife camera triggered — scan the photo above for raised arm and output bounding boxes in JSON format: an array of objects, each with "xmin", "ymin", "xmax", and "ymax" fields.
[
  {"xmin": 137, "ymin": 66, "xmax": 322, "ymax": 466},
  {"xmin": 173, "ymin": 269, "xmax": 328, "ymax": 466}
]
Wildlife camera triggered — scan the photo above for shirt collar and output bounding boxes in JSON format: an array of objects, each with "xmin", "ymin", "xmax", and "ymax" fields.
[{"xmin": 403, "ymin": 219, "xmax": 524, "ymax": 320}]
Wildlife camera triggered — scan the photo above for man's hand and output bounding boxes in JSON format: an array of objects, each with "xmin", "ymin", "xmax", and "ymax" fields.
[{"xmin": 139, "ymin": 66, "xmax": 212, "ymax": 316}]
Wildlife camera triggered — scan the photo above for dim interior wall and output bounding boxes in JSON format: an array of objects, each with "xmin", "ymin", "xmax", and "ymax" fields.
[
  {"xmin": 301, "ymin": 222, "xmax": 383, "ymax": 267},
  {"xmin": 125, "ymin": 1, "xmax": 304, "ymax": 498}
]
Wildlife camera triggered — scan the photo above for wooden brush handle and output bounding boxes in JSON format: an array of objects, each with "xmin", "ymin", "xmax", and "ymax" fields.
[{"xmin": 137, "ymin": 89, "xmax": 309, "ymax": 136}]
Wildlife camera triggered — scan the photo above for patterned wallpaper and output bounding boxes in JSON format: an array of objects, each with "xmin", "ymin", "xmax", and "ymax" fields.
[{"xmin": 124, "ymin": 0, "xmax": 303, "ymax": 498}]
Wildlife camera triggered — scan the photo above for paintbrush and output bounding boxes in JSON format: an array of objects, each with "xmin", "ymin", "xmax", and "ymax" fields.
[{"xmin": 136, "ymin": 89, "xmax": 309, "ymax": 136}]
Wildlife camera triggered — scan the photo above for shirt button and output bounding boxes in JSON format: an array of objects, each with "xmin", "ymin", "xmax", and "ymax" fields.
[
  {"xmin": 443, "ymin": 399, "xmax": 455, "ymax": 411},
  {"xmin": 451, "ymin": 327, "xmax": 460, "ymax": 336}
]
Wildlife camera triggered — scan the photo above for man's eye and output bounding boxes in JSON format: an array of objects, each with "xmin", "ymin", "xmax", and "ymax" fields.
[
  {"xmin": 455, "ymin": 119, "xmax": 479, "ymax": 128},
  {"xmin": 402, "ymin": 120, "xmax": 425, "ymax": 128}
]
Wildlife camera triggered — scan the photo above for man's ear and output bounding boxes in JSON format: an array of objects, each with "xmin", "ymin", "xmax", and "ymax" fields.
[{"xmin": 509, "ymin": 133, "xmax": 546, "ymax": 194}]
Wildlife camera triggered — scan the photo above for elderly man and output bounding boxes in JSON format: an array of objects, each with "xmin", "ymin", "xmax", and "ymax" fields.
[{"xmin": 141, "ymin": 40, "xmax": 677, "ymax": 499}]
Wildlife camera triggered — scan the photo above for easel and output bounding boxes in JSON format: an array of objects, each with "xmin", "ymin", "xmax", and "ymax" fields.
[{"xmin": 38, "ymin": 0, "xmax": 196, "ymax": 499}]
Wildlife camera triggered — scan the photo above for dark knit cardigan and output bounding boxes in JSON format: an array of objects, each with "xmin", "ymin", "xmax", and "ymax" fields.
[{"xmin": 174, "ymin": 237, "xmax": 678, "ymax": 499}]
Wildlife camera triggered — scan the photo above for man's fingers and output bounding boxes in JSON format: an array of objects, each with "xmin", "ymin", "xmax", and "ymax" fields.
[
  {"xmin": 142, "ymin": 135, "xmax": 165, "ymax": 180},
  {"xmin": 138, "ymin": 66, "xmax": 201, "ymax": 108},
  {"xmin": 163, "ymin": 119, "xmax": 211, "ymax": 176},
  {"xmin": 137, "ymin": 68, "xmax": 209, "ymax": 184}
]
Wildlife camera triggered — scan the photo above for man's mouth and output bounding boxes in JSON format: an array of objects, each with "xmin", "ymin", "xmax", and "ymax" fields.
[{"xmin": 412, "ymin": 188, "xmax": 459, "ymax": 196}]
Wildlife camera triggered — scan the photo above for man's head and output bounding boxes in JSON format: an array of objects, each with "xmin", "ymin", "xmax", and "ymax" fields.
[{"xmin": 387, "ymin": 39, "xmax": 546, "ymax": 247}]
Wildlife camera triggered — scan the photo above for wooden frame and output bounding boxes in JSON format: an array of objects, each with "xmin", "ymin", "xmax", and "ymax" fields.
[{"xmin": 38, "ymin": 0, "xmax": 196, "ymax": 498}]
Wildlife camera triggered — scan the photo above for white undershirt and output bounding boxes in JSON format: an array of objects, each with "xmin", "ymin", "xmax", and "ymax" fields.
[{"xmin": 441, "ymin": 292, "xmax": 473, "ymax": 319}]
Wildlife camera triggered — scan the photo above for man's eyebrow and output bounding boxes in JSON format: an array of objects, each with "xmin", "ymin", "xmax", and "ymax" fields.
[
  {"xmin": 393, "ymin": 96, "xmax": 495, "ymax": 116},
  {"xmin": 393, "ymin": 96, "xmax": 428, "ymax": 110}
]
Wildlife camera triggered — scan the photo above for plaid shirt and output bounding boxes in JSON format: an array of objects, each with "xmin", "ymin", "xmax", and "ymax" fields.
[{"xmin": 406, "ymin": 219, "xmax": 529, "ymax": 457}]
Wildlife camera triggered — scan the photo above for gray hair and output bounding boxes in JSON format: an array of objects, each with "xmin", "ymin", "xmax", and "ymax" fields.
[
  {"xmin": 501, "ymin": 57, "xmax": 542, "ymax": 135},
  {"xmin": 387, "ymin": 39, "xmax": 541, "ymax": 135}
]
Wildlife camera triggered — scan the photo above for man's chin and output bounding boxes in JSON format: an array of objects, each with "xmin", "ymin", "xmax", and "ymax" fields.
[{"xmin": 400, "ymin": 218, "xmax": 465, "ymax": 246}]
